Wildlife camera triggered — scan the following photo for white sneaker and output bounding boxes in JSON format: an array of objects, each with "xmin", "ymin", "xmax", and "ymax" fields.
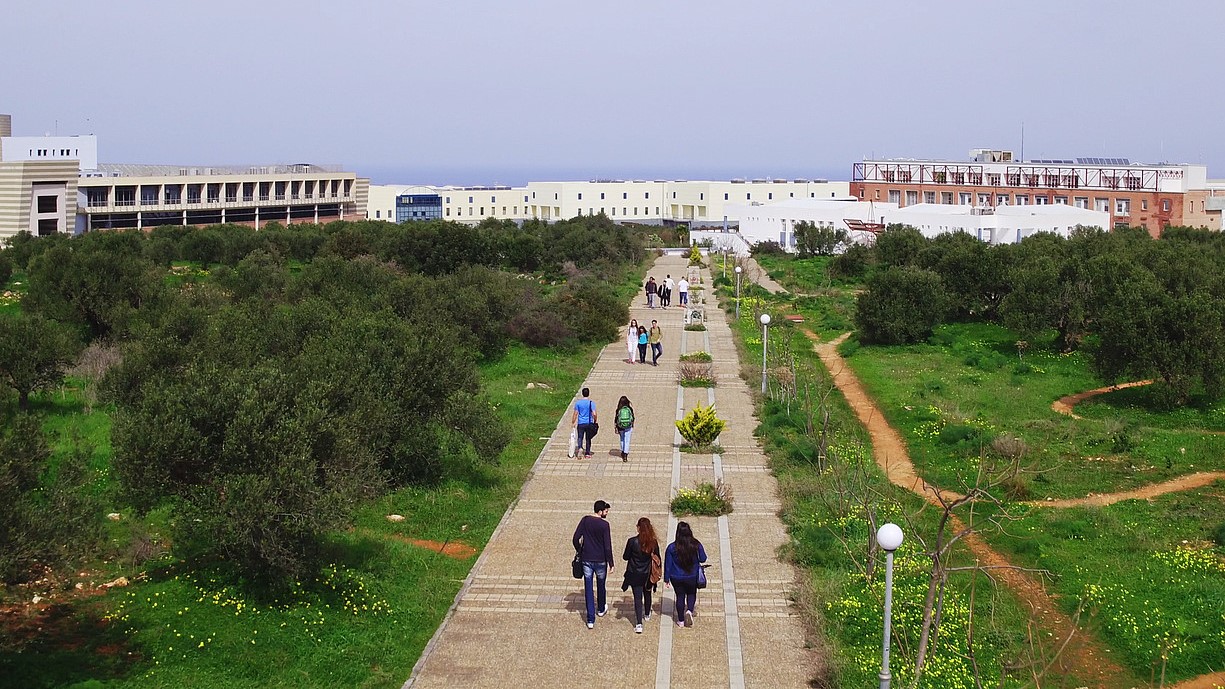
[
  {"xmin": 597, "ymin": 606, "xmax": 608, "ymax": 617},
  {"xmin": 676, "ymin": 619, "xmax": 685, "ymax": 628},
  {"xmin": 643, "ymin": 612, "xmax": 651, "ymax": 622},
  {"xmin": 684, "ymin": 610, "xmax": 694, "ymax": 627},
  {"xmin": 635, "ymin": 624, "xmax": 643, "ymax": 634},
  {"xmin": 587, "ymin": 621, "xmax": 594, "ymax": 629}
]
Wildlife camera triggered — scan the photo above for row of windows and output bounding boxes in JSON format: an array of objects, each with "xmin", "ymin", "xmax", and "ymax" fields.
[
  {"xmin": 28, "ymin": 148, "xmax": 80, "ymax": 157},
  {"xmin": 874, "ymin": 188, "xmax": 1172, "ymax": 215},
  {"xmin": 879, "ymin": 170, "xmax": 1147, "ymax": 190}
]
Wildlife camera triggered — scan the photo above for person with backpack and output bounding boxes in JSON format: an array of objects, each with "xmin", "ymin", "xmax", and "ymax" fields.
[
  {"xmin": 614, "ymin": 396, "xmax": 635, "ymax": 462},
  {"xmin": 621, "ymin": 517, "xmax": 661, "ymax": 634},
  {"xmin": 664, "ymin": 520, "xmax": 707, "ymax": 628}
]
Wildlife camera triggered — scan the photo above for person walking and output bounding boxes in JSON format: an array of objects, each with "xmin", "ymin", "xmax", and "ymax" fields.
[
  {"xmin": 663, "ymin": 275, "xmax": 674, "ymax": 308},
  {"xmin": 645, "ymin": 277, "xmax": 657, "ymax": 308},
  {"xmin": 621, "ymin": 517, "xmax": 661, "ymax": 633},
  {"xmin": 626, "ymin": 319, "xmax": 639, "ymax": 363},
  {"xmin": 664, "ymin": 521, "xmax": 707, "ymax": 628},
  {"xmin": 677, "ymin": 277, "xmax": 689, "ymax": 307},
  {"xmin": 614, "ymin": 395, "xmax": 635, "ymax": 462},
  {"xmin": 636, "ymin": 326, "xmax": 648, "ymax": 364},
  {"xmin": 572, "ymin": 387, "xmax": 598, "ymax": 459},
  {"xmin": 573, "ymin": 500, "xmax": 615, "ymax": 629},
  {"xmin": 648, "ymin": 320, "xmax": 662, "ymax": 366}
]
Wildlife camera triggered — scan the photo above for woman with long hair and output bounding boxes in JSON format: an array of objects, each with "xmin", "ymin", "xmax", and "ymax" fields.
[
  {"xmin": 621, "ymin": 517, "xmax": 661, "ymax": 633},
  {"xmin": 614, "ymin": 395, "xmax": 635, "ymax": 462},
  {"xmin": 637, "ymin": 325, "xmax": 649, "ymax": 364},
  {"xmin": 663, "ymin": 520, "xmax": 707, "ymax": 628},
  {"xmin": 626, "ymin": 319, "xmax": 639, "ymax": 363}
]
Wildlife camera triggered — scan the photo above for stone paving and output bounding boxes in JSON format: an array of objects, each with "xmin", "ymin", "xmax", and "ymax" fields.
[{"xmin": 404, "ymin": 255, "xmax": 813, "ymax": 688}]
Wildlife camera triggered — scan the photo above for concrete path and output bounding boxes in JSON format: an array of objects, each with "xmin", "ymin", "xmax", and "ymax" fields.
[{"xmin": 405, "ymin": 255, "xmax": 814, "ymax": 688}]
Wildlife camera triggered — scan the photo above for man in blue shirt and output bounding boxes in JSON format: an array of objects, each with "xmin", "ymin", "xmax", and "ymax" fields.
[{"xmin": 572, "ymin": 387, "xmax": 598, "ymax": 459}]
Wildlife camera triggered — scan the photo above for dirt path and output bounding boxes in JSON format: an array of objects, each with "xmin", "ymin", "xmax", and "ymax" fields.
[
  {"xmin": 809, "ymin": 331, "xmax": 1135, "ymax": 688},
  {"xmin": 1051, "ymin": 380, "xmax": 1154, "ymax": 420},
  {"xmin": 1027, "ymin": 471, "xmax": 1225, "ymax": 508}
]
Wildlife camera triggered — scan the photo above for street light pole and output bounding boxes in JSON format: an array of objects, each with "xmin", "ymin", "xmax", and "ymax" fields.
[
  {"xmin": 759, "ymin": 313, "xmax": 771, "ymax": 395},
  {"xmin": 876, "ymin": 523, "xmax": 904, "ymax": 689},
  {"xmin": 734, "ymin": 265, "xmax": 742, "ymax": 320}
]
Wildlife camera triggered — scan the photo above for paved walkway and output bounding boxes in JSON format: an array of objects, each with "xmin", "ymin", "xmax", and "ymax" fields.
[{"xmin": 405, "ymin": 255, "xmax": 814, "ymax": 688}]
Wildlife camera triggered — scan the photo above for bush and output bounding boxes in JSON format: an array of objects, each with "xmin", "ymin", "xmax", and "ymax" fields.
[
  {"xmin": 506, "ymin": 305, "xmax": 574, "ymax": 348},
  {"xmin": 1212, "ymin": 522, "xmax": 1225, "ymax": 547},
  {"xmin": 687, "ymin": 244, "xmax": 703, "ymax": 266},
  {"xmin": 677, "ymin": 361, "xmax": 716, "ymax": 387},
  {"xmin": 855, "ymin": 266, "xmax": 946, "ymax": 345},
  {"xmin": 684, "ymin": 323, "xmax": 706, "ymax": 332},
  {"xmin": 676, "ymin": 403, "xmax": 726, "ymax": 449},
  {"xmin": 679, "ymin": 351, "xmax": 712, "ymax": 362},
  {"xmin": 990, "ymin": 435, "xmax": 1029, "ymax": 460},
  {"xmin": 670, "ymin": 480, "xmax": 734, "ymax": 517},
  {"xmin": 751, "ymin": 240, "xmax": 786, "ymax": 256}
]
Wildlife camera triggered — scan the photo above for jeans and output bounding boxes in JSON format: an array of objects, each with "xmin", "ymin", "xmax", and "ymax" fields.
[
  {"xmin": 651, "ymin": 343, "xmax": 662, "ymax": 364},
  {"xmin": 647, "ymin": 291, "xmax": 655, "ymax": 307},
  {"xmin": 618, "ymin": 428, "xmax": 632, "ymax": 454},
  {"xmin": 577, "ymin": 423, "xmax": 595, "ymax": 456},
  {"xmin": 630, "ymin": 583, "xmax": 653, "ymax": 624},
  {"xmin": 637, "ymin": 343, "xmax": 647, "ymax": 362},
  {"xmin": 679, "ymin": 291, "xmax": 688, "ymax": 305},
  {"xmin": 582, "ymin": 561, "xmax": 608, "ymax": 623},
  {"xmin": 673, "ymin": 578, "xmax": 697, "ymax": 618}
]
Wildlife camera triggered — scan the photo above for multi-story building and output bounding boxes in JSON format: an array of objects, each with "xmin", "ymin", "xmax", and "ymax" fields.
[
  {"xmin": 0, "ymin": 114, "xmax": 368, "ymax": 240},
  {"xmin": 850, "ymin": 149, "xmax": 1221, "ymax": 236},
  {"xmin": 367, "ymin": 178, "xmax": 850, "ymax": 226}
]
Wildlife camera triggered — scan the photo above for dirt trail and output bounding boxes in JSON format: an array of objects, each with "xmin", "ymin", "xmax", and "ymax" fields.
[
  {"xmin": 1051, "ymin": 380, "xmax": 1154, "ymax": 420},
  {"xmin": 809, "ymin": 331, "xmax": 1133, "ymax": 688},
  {"xmin": 1028, "ymin": 471, "xmax": 1225, "ymax": 508}
]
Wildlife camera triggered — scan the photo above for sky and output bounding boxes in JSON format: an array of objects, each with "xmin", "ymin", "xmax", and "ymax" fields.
[{"xmin": 5, "ymin": 1, "xmax": 1224, "ymax": 186}]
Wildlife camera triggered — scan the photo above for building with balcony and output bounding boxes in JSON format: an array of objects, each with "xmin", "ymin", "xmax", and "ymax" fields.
[{"xmin": 850, "ymin": 149, "xmax": 1222, "ymax": 236}]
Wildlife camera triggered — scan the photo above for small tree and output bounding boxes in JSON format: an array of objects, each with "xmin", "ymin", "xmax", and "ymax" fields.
[
  {"xmin": 794, "ymin": 221, "xmax": 848, "ymax": 257},
  {"xmin": 855, "ymin": 267, "xmax": 946, "ymax": 345},
  {"xmin": 0, "ymin": 313, "xmax": 82, "ymax": 410},
  {"xmin": 675, "ymin": 404, "xmax": 726, "ymax": 450},
  {"xmin": 687, "ymin": 244, "xmax": 703, "ymax": 265}
]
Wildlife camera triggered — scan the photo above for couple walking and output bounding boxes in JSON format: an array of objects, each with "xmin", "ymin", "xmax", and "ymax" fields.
[
  {"xmin": 572, "ymin": 503, "xmax": 708, "ymax": 631},
  {"xmin": 626, "ymin": 319, "xmax": 662, "ymax": 365},
  {"xmin": 572, "ymin": 388, "xmax": 636, "ymax": 462}
]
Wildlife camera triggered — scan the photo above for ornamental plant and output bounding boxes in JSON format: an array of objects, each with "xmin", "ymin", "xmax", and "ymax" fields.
[
  {"xmin": 687, "ymin": 244, "xmax": 703, "ymax": 266},
  {"xmin": 676, "ymin": 403, "xmax": 725, "ymax": 450},
  {"xmin": 670, "ymin": 479, "xmax": 734, "ymax": 517},
  {"xmin": 678, "ymin": 351, "xmax": 712, "ymax": 363}
]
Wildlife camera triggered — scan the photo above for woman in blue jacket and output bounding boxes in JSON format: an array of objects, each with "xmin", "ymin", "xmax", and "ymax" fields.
[{"xmin": 663, "ymin": 521, "xmax": 707, "ymax": 628}]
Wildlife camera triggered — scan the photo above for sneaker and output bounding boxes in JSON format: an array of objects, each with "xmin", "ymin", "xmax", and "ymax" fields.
[
  {"xmin": 597, "ymin": 606, "xmax": 608, "ymax": 617},
  {"xmin": 643, "ymin": 612, "xmax": 651, "ymax": 622},
  {"xmin": 684, "ymin": 610, "xmax": 694, "ymax": 627},
  {"xmin": 635, "ymin": 624, "xmax": 643, "ymax": 634},
  {"xmin": 587, "ymin": 621, "xmax": 594, "ymax": 629},
  {"xmin": 677, "ymin": 619, "xmax": 685, "ymax": 627}
]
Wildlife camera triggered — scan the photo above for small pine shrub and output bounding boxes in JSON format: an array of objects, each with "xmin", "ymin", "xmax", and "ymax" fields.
[{"xmin": 676, "ymin": 404, "xmax": 726, "ymax": 449}]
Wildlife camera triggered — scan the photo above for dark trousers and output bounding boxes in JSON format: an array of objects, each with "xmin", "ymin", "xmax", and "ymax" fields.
[
  {"xmin": 651, "ymin": 342, "xmax": 662, "ymax": 364},
  {"xmin": 577, "ymin": 423, "xmax": 595, "ymax": 456},
  {"xmin": 673, "ymin": 579, "xmax": 697, "ymax": 617},
  {"xmin": 637, "ymin": 342, "xmax": 647, "ymax": 362},
  {"xmin": 630, "ymin": 583, "xmax": 653, "ymax": 624}
]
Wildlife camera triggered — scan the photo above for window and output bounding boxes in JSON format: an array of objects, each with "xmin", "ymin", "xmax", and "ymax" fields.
[
  {"xmin": 375, "ymin": 210, "xmax": 381, "ymax": 218},
  {"xmin": 1115, "ymin": 199, "xmax": 1130, "ymax": 215},
  {"xmin": 38, "ymin": 219, "xmax": 59, "ymax": 235},
  {"xmin": 1035, "ymin": 196, "xmax": 1047, "ymax": 205},
  {"xmin": 1162, "ymin": 199, "xmax": 1171, "ymax": 212},
  {"xmin": 1074, "ymin": 197, "xmax": 1089, "ymax": 209},
  {"xmin": 746, "ymin": 193, "xmax": 750, "ymax": 200},
  {"xmin": 1141, "ymin": 199, "xmax": 1148, "ymax": 211},
  {"xmin": 906, "ymin": 191, "xmax": 918, "ymax": 206},
  {"xmin": 888, "ymin": 190, "xmax": 901, "ymax": 204},
  {"xmin": 977, "ymin": 193, "xmax": 990, "ymax": 206},
  {"xmin": 723, "ymin": 193, "xmax": 728, "ymax": 200},
  {"xmin": 600, "ymin": 192, "xmax": 605, "ymax": 200},
  {"xmin": 1006, "ymin": 173, "xmax": 1021, "ymax": 186},
  {"xmin": 1094, "ymin": 198, "xmax": 1110, "ymax": 213},
  {"xmin": 924, "ymin": 191, "xmax": 935, "ymax": 204},
  {"xmin": 768, "ymin": 193, "xmax": 773, "ymax": 200},
  {"xmin": 941, "ymin": 192, "xmax": 954, "ymax": 204},
  {"xmin": 987, "ymin": 173, "xmax": 1001, "ymax": 185},
  {"xmin": 959, "ymin": 192, "xmax": 971, "ymax": 204},
  {"xmin": 469, "ymin": 196, "xmax": 474, "ymax": 203},
  {"xmin": 37, "ymin": 195, "xmax": 57, "ymax": 213},
  {"xmin": 1016, "ymin": 195, "xmax": 1029, "ymax": 205},
  {"xmin": 996, "ymin": 194, "xmax": 1009, "ymax": 205},
  {"xmin": 578, "ymin": 193, "xmax": 582, "ymax": 200},
  {"xmin": 699, "ymin": 193, "xmax": 703, "ymax": 200},
  {"xmin": 673, "ymin": 192, "xmax": 677, "ymax": 199},
  {"xmin": 1054, "ymin": 196, "xmax": 1067, "ymax": 205}
]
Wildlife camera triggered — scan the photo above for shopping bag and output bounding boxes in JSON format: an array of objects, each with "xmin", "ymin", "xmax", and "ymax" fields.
[{"xmin": 567, "ymin": 427, "xmax": 577, "ymax": 458}]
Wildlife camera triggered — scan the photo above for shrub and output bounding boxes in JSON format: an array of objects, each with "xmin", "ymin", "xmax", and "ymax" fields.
[
  {"xmin": 687, "ymin": 244, "xmax": 703, "ymax": 265},
  {"xmin": 677, "ymin": 361, "xmax": 716, "ymax": 387},
  {"xmin": 679, "ymin": 351, "xmax": 712, "ymax": 363},
  {"xmin": 751, "ymin": 240, "xmax": 786, "ymax": 256},
  {"xmin": 670, "ymin": 480, "xmax": 734, "ymax": 517},
  {"xmin": 855, "ymin": 266, "xmax": 946, "ymax": 345},
  {"xmin": 837, "ymin": 336, "xmax": 860, "ymax": 358},
  {"xmin": 676, "ymin": 403, "xmax": 726, "ymax": 449},
  {"xmin": 684, "ymin": 323, "xmax": 706, "ymax": 332},
  {"xmin": 990, "ymin": 435, "xmax": 1029, "ymax": 460},
  {"xmin": 506, "ymin": 305, "xmax": 574, "ymax": 348},
  {"xmin": 829, "ymin": 243, "xmax": 874, "ymax": 280},
  {"xmin": 1212, "ymin": 522, "xmax": 1225, "ymax": 547}
]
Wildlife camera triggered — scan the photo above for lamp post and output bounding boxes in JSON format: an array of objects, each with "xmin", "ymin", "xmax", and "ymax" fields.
[
  {"xmin": 759, "ymin": 313, "xmax": 771, "ymax": 395},
  {"xmin": 876, "ymin": 523, "xmax": 904, "ymax": 689},
  {"xmin": 722, "ymin": 248, "xmax": 728, "ymax": 278},
  {"xmin": 734, "ymin": 265, "xmax": 742, "ymax": 319}
]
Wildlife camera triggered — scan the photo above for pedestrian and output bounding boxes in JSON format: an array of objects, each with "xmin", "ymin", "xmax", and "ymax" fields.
[
  {"xmin": 649, "ymin": 320, "xmax": 662, "ymax": 366},
  {"xmin": 663, "ymin": 275, "xmax": 674, "ymax": 308},
  {"xmin": 636, "ymin": 325, "xmax": 648, "ymax": 364},
  {"xmin": 572, "ymin": 387, "xmax": 598, "ymax": 459},
  {"xmin": 626, "ymin": 319, "xmax": 639, "ymax": 363},
  {"xmin": 664, "ymin": 521, "xmax": 707, "ymax": 628},
  {"xmin": 621, "ymin": 516, "xmax": 661, "ymax": 633},
  {"xmin": 573, "ymin": 500, "xmax": 615, "ymax": 629},
  {"xmin": 645, "ymin": 277, "xmax": 657, "ymax": 308},
  {"xmin": 677, "ymin": 277, "xmax": 689, "ymax": 306},
  {"xmin": 614, "ymin": 395, "xmax": 635, "ymax": 462}
]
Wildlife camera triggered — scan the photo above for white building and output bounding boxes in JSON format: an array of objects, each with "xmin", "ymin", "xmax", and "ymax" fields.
[
  {"xmin": 734, "ymin": 198, "xmax": 1109, "ymax": 250},
  {"xmin": 366, "ymin": 179, "xmax": 850, "ymax": 226}
]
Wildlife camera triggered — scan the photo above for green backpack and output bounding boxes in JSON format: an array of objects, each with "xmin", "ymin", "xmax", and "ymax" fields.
[{"xmin": 615, "ymin": 405, "xmax": 634, "ymax": 430}]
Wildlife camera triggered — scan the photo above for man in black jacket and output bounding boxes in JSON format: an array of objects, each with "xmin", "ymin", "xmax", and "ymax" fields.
[{"xmin": 572, "ymin": 500, "xmax": 614, "ymax": 628}]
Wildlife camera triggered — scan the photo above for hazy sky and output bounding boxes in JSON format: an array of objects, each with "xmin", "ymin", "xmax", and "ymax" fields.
[{"xmin": 5, "ymin": 1, "xmax": 1224, "ymax": 185}]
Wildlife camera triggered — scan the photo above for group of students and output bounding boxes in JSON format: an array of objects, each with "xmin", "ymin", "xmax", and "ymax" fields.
[
  {"xmin": 644, "ymin": 275, "xmax": 689, "ymax": 309},
  {"xmin": 626, "ymin": 318, "xmax": 663, "ymax": 365},
  {"xmin": 573, "ymin": 501, "xmax": 709, "ymax": 632}
]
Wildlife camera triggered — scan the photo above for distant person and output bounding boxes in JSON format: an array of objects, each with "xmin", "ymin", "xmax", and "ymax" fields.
[
  {"xmin": 645, "ymin": 277, "xmax": 657, "ymax": 308},
  {"xmin": 572, "ymin": 387, "xmax": 598, "ymax": 459},
  {"xmin": 626, "ymin": 319, "xmax": 639, "ymax": 363},
  {"xmin": 614, "ymin": 395, "xmax": 635, "ymax": 462},
  {"xmin": 637, "ymin": 325, "xmax": 648, "ymax": 364},
  {"xmin": 649, "ymin": 320, "xmax": 662, "ymax": 366},
  {"xmin": 573, "ymin": 500, "xmax": 615, "ymax": 629},
  {"xmin": 677, "ymin": 277, "xmax": 689, "ymax": 306},
  {"xmin": 621, "ymin": 516, "xmax": 661, "ymax": 633},
  {"xmin": 663, "ymin": 275, "xmax": 674, "ymax": 308},
  {"xmin": 664, "ymin": 521, "xmax": 707, "ymax": 628}
]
